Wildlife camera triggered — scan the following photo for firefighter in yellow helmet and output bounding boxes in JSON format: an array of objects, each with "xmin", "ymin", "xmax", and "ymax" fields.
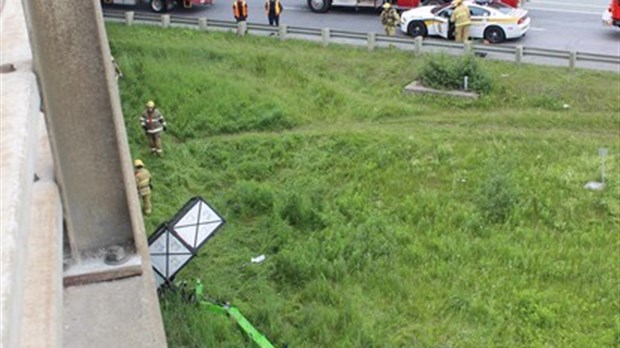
[
  {"xmin": 380, "ymin": 2, "xmax": 400, "ymax": 37},
  {"xmin": 450, "ymin": 0, "xmax": 471, "ymax": 43},
  {"xmin": 140, "ymin": 100, "xmax": 167, "ymax": 156},
  {"xmin": 134, "ymin": 159, "xmax": 152, "ymax": 216}
]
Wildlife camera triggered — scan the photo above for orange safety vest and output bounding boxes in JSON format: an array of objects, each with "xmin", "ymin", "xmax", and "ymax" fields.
[
  {"xmin": 233, "ymin": 0, "xmax": 248, "ymax": 20},
  {"xmin": 265, "ymin": 0, "xmax": 282, "ymax": 16}
]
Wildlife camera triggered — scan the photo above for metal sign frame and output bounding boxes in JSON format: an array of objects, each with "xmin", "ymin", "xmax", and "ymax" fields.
[
  {"xmin": 167, "ymin": 196, "xmax": 226, "ymax": 253},
  {"xmin": 148, "ymin": 196, "xmax": 226, "ymax": 286},
  {"xmin": 148, "ymin": 223, "xmax": 196, "ymax": 284}
]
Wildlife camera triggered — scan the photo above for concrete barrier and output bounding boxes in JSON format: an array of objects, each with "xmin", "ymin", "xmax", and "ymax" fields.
[
  {"xmin": 198, "ymin": 17, "xmax": 208, "ymax": 31},
  {"xmin": 367, "ymin": 32, "xmax": 376, "ymax": 52},
  {"xmin": 322, "ymin": 28, "xmax": 330, "ymax": 47},
  {"xmin": 1, "ymin": 2, "xmax": 40, "ymax": 346}
]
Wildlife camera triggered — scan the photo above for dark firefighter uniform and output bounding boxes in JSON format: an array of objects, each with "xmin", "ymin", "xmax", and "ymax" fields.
[{"xmin": 140, "ymin": 100, "xmax": 167, "ymax": 156}]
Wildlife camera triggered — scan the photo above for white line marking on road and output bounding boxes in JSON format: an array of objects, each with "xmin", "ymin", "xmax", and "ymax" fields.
[
  {"xmin": 288, "ymin": 5, "xmax": 310, "ymax": 11},
  {"xmin": 526, "ymin": 6, "xmax": 604, "ymax": 16},
  {"xmin": 527, "ymin": 1, "xmax": 605, "ymax": 9}
]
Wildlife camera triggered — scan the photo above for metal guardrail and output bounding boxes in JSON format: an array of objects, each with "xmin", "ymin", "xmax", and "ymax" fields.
[{"xmin": 103, "ymin": 9, "xmax": 620, "ymax": 71}]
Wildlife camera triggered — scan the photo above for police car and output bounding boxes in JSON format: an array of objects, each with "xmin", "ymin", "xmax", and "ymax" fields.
[{"xmin": 399, "ymin": 0, "xmax": 530, "ymax": 43}]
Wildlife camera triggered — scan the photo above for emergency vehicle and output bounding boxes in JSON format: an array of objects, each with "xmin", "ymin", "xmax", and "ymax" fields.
[
  {"xmin": 400, "ymin": 0, "xmax": 529, "ymax": 43},
  {"xmin": 602, "ymin": 0, "xmax": 620, "ymax": 27},
  {"xmin": 307, "ymin": 0, "xmax": 519, "ymax": 13},
  {"xmin": 101, "ymin": 0, "xmax": 212, "ymax": 13}
]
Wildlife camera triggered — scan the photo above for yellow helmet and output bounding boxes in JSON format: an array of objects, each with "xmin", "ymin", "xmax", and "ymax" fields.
[
  {"xmin": 134, "ymin": 159, "xmax": 144, "ymax": 167},
  {"xmin": 452, "ymin": 0, "xmax": 463, "ymax": 5},
  {"xmin": 146, "ymin": 100, "xmax": 155, "ymax": 108},
  {"xmin": 382, "ymin": 2, "xmax": 391, "ymax": 8}
]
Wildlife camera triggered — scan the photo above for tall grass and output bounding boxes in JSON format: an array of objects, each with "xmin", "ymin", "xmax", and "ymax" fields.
[{"xmin": 107, "ymin": 23, "xmax": 620, "ymax": 347}]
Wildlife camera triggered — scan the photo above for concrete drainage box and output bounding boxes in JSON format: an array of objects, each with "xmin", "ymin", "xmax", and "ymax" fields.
[{"xmin": 404, "ymin": 81, "xmax": 479, "ymax": 99}]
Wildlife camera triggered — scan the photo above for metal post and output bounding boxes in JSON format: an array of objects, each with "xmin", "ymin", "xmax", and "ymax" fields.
[
  {"xmin": 198, "ymin": 17, "xmax": 208, "ymax": 31},
  {"xmin": 322, "ymin": 28, "xmax": 330, "ymax": 47},
  {"xmin": 237, "ymin": 21, "xmax": 247, "ymax": 36},
  {"xmin": 161, "ymin": 14, "xmax": 170, "ymax": 28},
  {"xmin": 414, "ymin": 36, "xmax": 423, "ymax": 56},
  {"xmin": 602, "ymin": 155, "xmax": 606, "ymax": 184},
  {"xmin": 515, "ymin": 45, "xmax": 523, "ymax": 65},
  {"xmin": 125, "ymin": 11, "xmax": 134, "ymax": 26},
  {"xmin": 367, "ymin": 32, "xmax": 375, "ymax": 51},
  {"xmin": 22, "ymin": 0, "xmax": 143, "ymax": 262},
  {"xmin": 463, "ymin": 40, "xmax": 472, "ymax": 54},
  {"xmin": 599, "ymin": 148, "xmax": 608, "ymax": 184},
  {"xmin": 569, "ymin": 51, "xmax": 577, "ymax": 70},
  {"xmin": 279, "ymin": 24, "xmax": 287, "ymax": 40}
]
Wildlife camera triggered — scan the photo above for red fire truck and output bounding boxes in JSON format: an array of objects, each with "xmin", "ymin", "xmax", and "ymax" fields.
[
  {"xmin": 603, "ymin": 0, "xmax": 620, "ymax": 27},
  {"xmin": 308, "ymin": 0, "xmax": 520, "ymax": 14},
  {"xmin": 102, "ymin": 0, "xmax": 212, "ymax": 13}
]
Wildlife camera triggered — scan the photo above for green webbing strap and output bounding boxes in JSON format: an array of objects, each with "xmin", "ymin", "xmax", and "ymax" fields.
[
  {"xmin": 194, "ymin": 279, "xmax": 275, "ymax": 348},
  {"xmin": 225, "ymin": 306, "xmax": 275, "ymax": 348}
]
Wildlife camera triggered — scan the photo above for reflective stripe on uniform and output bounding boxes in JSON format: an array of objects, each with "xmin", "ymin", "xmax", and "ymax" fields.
[
  {"xmin": 147, "ymin": 127, "xmax": 163, "ymax": 134},
  {"xmin": 471, "ymin": 17, "xmax": 518, "ymax": 24},
  {"xmin": 138, "ymin": 178, "xmax": 150, "ymax": 189}
]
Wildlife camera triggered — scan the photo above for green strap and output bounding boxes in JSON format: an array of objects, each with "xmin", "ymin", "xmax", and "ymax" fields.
[
  {"xmin": 198, "ymin": 301, "xmax": 275, "ymax": 348},
  {"xmin": 226, "ymin": 306, "xmax": 275, "ymax": 348},
  {"xmin": 194, "ymin": 279, "xmax": 275, "ymax": 348}
]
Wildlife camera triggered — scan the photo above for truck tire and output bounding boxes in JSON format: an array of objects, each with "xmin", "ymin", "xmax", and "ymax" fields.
[
  {"xmin": 308, "ymin": 0, "xmax": 330, "ymax": 13},
  {"xmin": 150, "ymin": 0, "xmax": 168, "ymax": 13}
]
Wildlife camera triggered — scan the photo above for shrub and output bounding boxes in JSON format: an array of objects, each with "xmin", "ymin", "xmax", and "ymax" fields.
[
  {"xmin": 279, "ymin": 192, "xmax": 325, "ymax": 231},
  {"xmin": 476, "ymin": 172, "xmax": 519, "ymax": 224},
  {"xmin": 417, "ymin": 53, "xmax": 492, "ymax": 94},
  {"xmin": 225, "ymin": 180, "xmax": 274, "ymax": 218}
]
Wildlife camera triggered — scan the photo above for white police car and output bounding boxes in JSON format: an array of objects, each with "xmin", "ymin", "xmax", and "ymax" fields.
[{"xmin": 399, "ymin": 0, "xmax": 530, "ymax": 43}]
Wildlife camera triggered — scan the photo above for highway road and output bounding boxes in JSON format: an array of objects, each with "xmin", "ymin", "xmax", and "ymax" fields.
[{"xmin": 104, "ymin": 0, "xmax": 620, "ymax": 56}]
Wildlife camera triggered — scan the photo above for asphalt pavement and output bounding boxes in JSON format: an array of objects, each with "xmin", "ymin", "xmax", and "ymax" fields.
[{"xmin": 104, "ymin": 0, "xmax": 620, "ymax": 56}]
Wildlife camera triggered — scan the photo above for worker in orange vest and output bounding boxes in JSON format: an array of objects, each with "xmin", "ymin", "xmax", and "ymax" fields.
[
  {"xmin": 233, "ymin": 0, "xmax": 248, "ymax": 23},
  {"xmin": 233, "ymin": 0, "xmax": 248, "ymax": 35},
  {"xmin": 265, "ymin": 0, "xmax": 283, "ymax": 26}
]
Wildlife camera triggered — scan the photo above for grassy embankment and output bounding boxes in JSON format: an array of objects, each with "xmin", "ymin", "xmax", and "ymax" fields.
[{"xmin": 107, "ymin": 23, "xmax": 620, "ymax": 347}]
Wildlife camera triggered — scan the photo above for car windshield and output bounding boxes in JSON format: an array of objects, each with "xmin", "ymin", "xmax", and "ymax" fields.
[
  {"xmin": 431, "ymin": 3, "xmax": 451, "ymax": 14},
  {"xmin": 431, "ymin": 1, "xmax": 513, "ymax": 15}
]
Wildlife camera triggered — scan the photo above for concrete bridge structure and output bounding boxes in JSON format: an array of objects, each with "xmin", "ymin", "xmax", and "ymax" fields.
[{"xmin": 1, "ymin": 0, "xmax": 167, "ymax": 346}]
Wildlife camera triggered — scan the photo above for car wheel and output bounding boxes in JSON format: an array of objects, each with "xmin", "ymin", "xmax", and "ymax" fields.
[
  {"xmin": 308, "ymin": 0, "xmax": 330, "ymax": 13},
  {"xmin": 407, "ymin": 21, "xmax": 428, "ymax": 37},
  {"xmin": 150, "ymin": 0, "xmax": 168, "ymax": 12},
  {"xmin": 484, "ymin": 26, "xmax": 506, "ymax": 44}
]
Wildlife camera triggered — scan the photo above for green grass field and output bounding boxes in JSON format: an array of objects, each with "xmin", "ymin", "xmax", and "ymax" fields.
[{"xmin": 107, "ymin": 23, "xmax": 620, "ymax": 347}]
